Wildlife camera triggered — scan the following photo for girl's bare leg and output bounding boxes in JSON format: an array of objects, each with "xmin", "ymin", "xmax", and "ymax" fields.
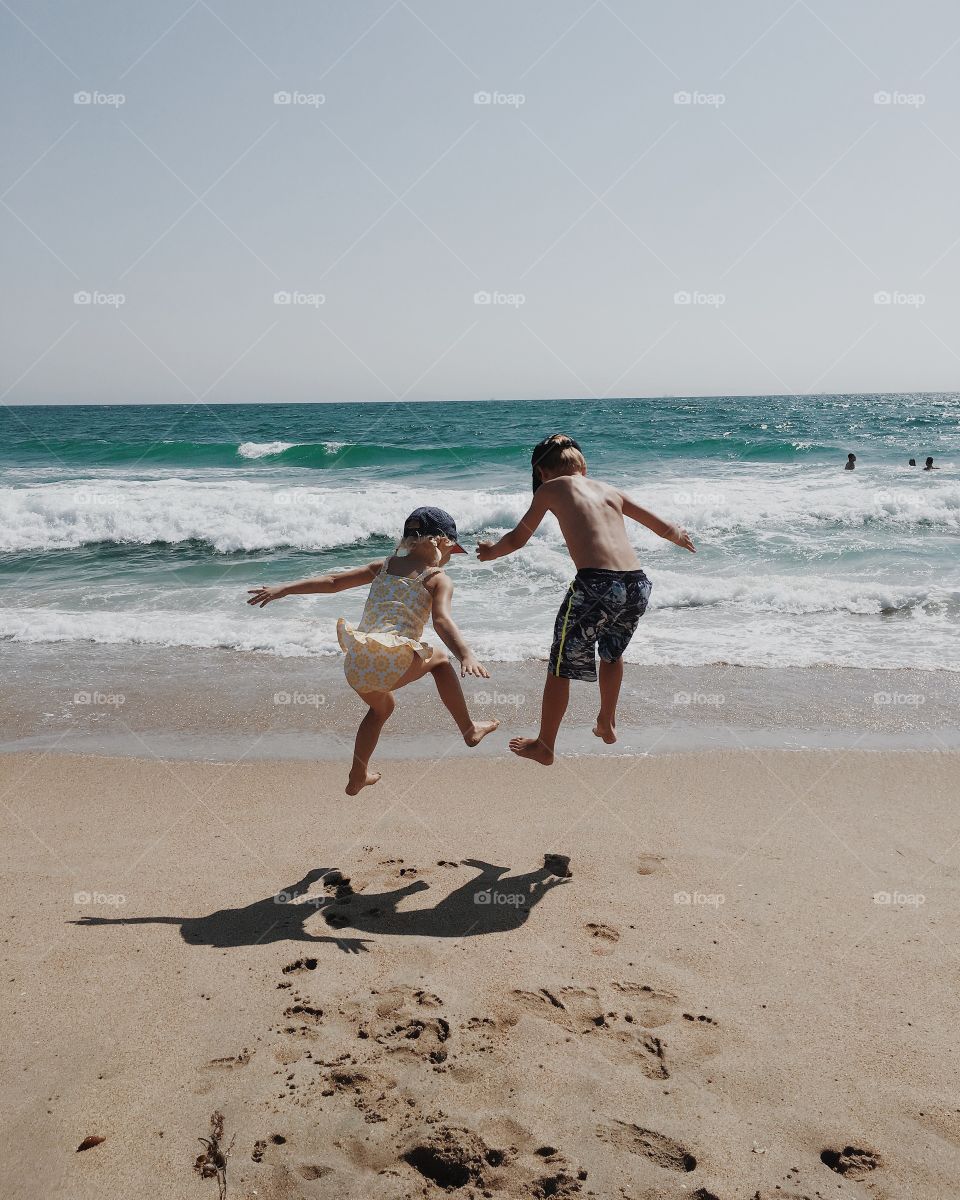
[
  {"xmin": 392, "ymin": 650, "xmax": 499, "ymax": 746},
  {"xmin": 346, "ymin": 690, "xmax": 395, "ymax": 795}
]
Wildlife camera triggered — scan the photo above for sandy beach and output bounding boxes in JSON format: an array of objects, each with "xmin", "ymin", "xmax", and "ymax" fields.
[{"xmin": 3, "ymin": 747, "xmax": 959, "ymax": 1199}]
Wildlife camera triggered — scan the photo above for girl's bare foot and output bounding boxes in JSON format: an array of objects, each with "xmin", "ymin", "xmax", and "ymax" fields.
[
  {"xmin": 464, "ymin": 719, "xmax": 499, "ymax": 747},
  {"xmin": 345, "ymin": 771, "xmax": 381, "ymax": 796},
  {"xmin": 509, "ymin": 736, "xmax": 554, "ymax": 765},
  {"xmin": 593, "ymin": 718, "xmax": 617, "ymax": 744}
]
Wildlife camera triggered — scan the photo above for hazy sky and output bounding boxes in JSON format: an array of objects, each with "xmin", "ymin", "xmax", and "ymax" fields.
[{"xmin": 3, "ymin": 1, "xmax": 960, "ymax": 404}]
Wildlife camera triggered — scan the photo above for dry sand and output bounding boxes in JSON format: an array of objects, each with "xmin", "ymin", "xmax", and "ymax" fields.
[{"xmin": 2, "ymin": 748, "xmax": 959, "ymax": 1199}]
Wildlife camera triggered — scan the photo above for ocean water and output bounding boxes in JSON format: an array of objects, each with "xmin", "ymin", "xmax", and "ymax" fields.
[{"xmin": 1, "ymin": 395, "xmax": 958, "ymax": 671}]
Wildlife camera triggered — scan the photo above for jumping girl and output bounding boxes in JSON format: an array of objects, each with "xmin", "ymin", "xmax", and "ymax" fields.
[{"xmin": 247, "ymin": 506, "xmax": 498, "ymax": 794}]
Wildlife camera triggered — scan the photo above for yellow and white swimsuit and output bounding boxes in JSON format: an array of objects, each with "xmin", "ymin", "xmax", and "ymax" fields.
[{"xmin": 337, "ymin": 560, "xmax": 438, "ymax": 694}]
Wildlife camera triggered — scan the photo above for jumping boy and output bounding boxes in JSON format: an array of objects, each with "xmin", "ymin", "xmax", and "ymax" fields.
[{"xmin": 476, "ymin": 434, "xmax": 695, "ymax": 764}]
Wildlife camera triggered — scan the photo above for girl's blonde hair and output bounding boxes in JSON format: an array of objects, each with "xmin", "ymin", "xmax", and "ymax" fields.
[{"xmin": 394, "ymin": 532, "xmax": 446, "ymax": 566}]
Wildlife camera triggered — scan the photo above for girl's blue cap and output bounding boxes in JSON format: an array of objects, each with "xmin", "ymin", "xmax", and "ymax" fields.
[{"xmin": 403, "ymin": 507, "xmax": 466, "ymax": 552}]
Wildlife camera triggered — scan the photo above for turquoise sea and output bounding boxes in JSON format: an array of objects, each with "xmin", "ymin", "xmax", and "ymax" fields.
[{"xmin": 1, "ymin": 394, "xmax": 958, "ymax": 670}]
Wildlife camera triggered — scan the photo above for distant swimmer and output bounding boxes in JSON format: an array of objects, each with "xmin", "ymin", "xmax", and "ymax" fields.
[
  {"xmin": 844, "ymin": 453, "xmax": 856, "ymax": 471},
  {"xmin": 924, "ymin": 456, "xmax": 939, "ymax": 470},
  {"xmin": 908, "ymin": 458, "xmax": 917, "ymax": 466}
]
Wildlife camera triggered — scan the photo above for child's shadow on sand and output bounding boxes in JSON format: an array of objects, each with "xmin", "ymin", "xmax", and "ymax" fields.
[{"xmin": 73, "ymin": 859, "xmax": 570, "ymax": 953}]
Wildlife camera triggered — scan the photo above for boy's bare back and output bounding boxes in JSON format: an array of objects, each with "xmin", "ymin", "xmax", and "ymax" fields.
[{"xmin": 536, "ymin": 475, "xmax": 641, "ymax": 571}]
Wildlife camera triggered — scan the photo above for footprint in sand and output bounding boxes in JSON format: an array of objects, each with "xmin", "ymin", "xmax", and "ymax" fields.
[
  {"xmin": 584, "ymin": 923, "xmax": 620, "ymax": 955},
  {"xmin": 281, "ymin": 956, "xmax": 318, "ymax": 974},
  {"xmin": 297, "ymin": 1162, "xmax": 332, "ymax": 1179},
  {"xmin": 637, "ymin": 853, "xmax": 664, "ymax": 876},
  {"xmin": 338, "ymin": 986, "xmax": 451, "ymax": 1065},
  {"xmin": 610, "ymin": 982, "xmax": 680, "ymax": 1027},
  {"xmin": 682, "ymin": 1011, "xmax": 719, "ymax": 1027},
  {"xmin": 509, "ymin": 985, "xmax": 672, "ymax": 1079},
  {"xmin": 597, "ymin": 1121, "xmax": 697, "ymax": 1171},
  {"xmin": 401, "ymin": 1124, "xmax": 586, "ymax": 1197},
  {"xmin": 507, "ymin": 980, "xmax": 721, "ymax": 1080},
  {"xmin": 283, "ymin": 1002, "xmax": 324, "ymax": 1027},
  {"xmin": 462, "ymin": 1016, "xmax": 498, "ymax": 1055},
  {"xmin": 205, "ymin": 1048, "xmax": 252, "ymax": 1069},
  {"xmin": 820, "ymin": 1145, "xmax": 882, "ymax": 1179}
]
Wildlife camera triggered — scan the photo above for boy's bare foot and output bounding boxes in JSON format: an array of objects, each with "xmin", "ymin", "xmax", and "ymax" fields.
[
  {"xmin": 464, "ymin": 719, "xmax": 499, "ymax": 747},
  {"xmin": 345, "ymin": 771, "xmax": 381, "ymax": 796},
  {"xmin": 509, "ymin": 736, "xmax": 554, "ymax": 765},
  {"xmin": 593, "ymin": 718, "xmax": 617, "ymax": 744}
]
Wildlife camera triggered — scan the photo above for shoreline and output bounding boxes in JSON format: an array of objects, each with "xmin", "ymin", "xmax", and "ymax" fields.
[{"xmin": 1, "ymin": 642, "xmax": 957, "ymax": 763}]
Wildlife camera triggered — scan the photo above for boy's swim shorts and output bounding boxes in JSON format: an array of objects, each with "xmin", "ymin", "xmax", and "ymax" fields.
[{"xmin": 548, "ymin": 568, "xmax": 652, "ymax": 682}]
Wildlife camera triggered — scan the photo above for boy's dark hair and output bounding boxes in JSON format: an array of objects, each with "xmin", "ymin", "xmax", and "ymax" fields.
[{"xmin": 531, "ymin": 433, "xmax": 586, "ymax": 493}]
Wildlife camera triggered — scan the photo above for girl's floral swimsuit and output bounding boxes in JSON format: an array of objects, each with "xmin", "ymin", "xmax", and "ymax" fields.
[{"xmin": 337, "ymin": 559, "xmax": 439, "ymax": 694}]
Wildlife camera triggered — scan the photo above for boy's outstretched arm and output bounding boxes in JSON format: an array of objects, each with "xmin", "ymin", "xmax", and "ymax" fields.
[
  {"xmin": 476, "ymin": 489, "xmax": 551, "ymax": 562},
  {"xmin": 620, "ymin": 494, "xmax": 696, "ymax": 552},
  {"xmin": 429, "ymin": 574, "xmax": 489, "ymax": 678},
  {"xmin": 247, "ymin": 560, "xmax": 382, "ymax": 607}
]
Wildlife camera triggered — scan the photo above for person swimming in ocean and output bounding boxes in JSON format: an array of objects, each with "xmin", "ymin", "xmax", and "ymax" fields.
[
  {"xmin": 844, "ymin": 453, "xmax": 856, "ymax": 471},
  {"xmin": 924, "ymin": 456, "xmax": 939, "ymax": 470}
]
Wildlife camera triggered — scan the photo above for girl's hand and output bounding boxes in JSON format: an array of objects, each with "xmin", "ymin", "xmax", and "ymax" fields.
[
  {"xmin": 668, "ymin": 525, "xmax": 696, "ymax": 553},
  {"xmin": 476, "ymin": 540, "xmax": 496, "ymax": 562},
  {"xmin": 460, "ymin": 653, "xmax": 489, "ymax": 679},
  {"xmin": 247, "ymin": 584, "xmax": 287, "ymax": 607}
]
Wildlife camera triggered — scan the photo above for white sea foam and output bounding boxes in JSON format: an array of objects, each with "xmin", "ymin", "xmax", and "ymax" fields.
[
  {"xmin": 1, "ymin": 597, "xmax": 956, "ymax": 670},
  {"xmin": 236, "ymin": 441, "xmax": 298, "ymax": 459},
  {"xmin": 1, "ymin": 471, "xmax": 958, "ymax": 554},
  {"xmin": 0, "ymin": 607, "xmax": 338, "ymax": 657},
  {"xmin": 3, "ymin": 464, "xmax": 958, "ymax": 670},
  {"xmin": 0, "ymin": 481, "xmax": 529, "ymax": 553}
]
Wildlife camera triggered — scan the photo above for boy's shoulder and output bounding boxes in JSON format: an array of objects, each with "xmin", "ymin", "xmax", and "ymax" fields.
[
  {"xmin": 536, "ymin": 474, "xmax": 579, "ymax": 500},
  {"xmin": 539, "ymin": 475, "xmax": 617, "ymax": 501}
]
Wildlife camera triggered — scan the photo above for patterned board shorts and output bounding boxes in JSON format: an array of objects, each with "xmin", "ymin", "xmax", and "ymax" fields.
[{"xmin": 548, "ymin": 568, "xmax": 652, "ymax": 682}]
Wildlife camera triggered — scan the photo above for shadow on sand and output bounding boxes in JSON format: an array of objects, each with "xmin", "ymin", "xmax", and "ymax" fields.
[{"xmin": 73, "ymin": 857, "xmax": 571, "ymax": 953}]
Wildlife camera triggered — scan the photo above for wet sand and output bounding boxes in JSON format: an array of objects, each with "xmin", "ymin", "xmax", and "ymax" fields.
[{"xmin": 1, "ymin": 641, "xmax": 958, "ymax": 759}]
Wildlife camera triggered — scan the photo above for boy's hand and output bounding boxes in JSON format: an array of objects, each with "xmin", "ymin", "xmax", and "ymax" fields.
[
  {"xmin": 476, "ymin": 540, "xmax": 497, "ymax": 562},
  {"xmin": 667, "ymin": 525, "xmax": 696, "ymax": 553},
  {"xmin": 247, "ymin": 584, "xmax": 286, "ymax": 607},
  {"xmin": 460, "ymin": 653, "xmax": 489, "ymax": 679}
]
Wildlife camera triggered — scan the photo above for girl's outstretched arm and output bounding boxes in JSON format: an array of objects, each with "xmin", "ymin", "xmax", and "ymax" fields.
[
  {"xmin": 247, "ymin": 560, "xmax": 383, "ymax": 607},
  {"xmin": 428, "ymin": 574, "xmax": 489, "ymax": 678}
]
